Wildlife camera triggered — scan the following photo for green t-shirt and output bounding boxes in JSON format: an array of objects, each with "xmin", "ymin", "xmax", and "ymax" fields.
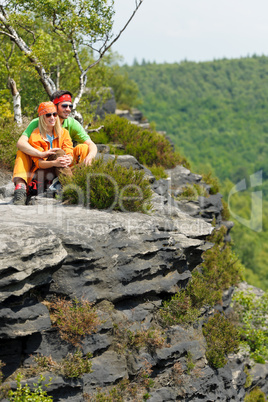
[{"xmin": 22, "ymin": 117, "xmax": 91, "ymax": 143}]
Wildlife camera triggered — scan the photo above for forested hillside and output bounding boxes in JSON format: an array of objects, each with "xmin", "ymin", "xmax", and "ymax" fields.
[{"xmin": 122, "ymin": 56, "xmax": 268, "ymax": 290}]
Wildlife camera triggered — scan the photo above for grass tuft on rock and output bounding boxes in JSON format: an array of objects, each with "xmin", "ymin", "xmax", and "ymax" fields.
[{"xmin": 60, "ymin": 157, "xmax": 153, "ymax": 213}]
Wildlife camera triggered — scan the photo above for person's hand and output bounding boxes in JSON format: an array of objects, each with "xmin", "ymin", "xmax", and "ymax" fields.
[
  {"xmin": 40, "ymin": 148, "xmax": 61, "ymax": 158},
  {"xmin": 54, "ymin": 155, "xmax": 72, "ymax": 168},
  {"xmin": 83, "ymin": 153, "xmax": 94, "ymax": 166}
]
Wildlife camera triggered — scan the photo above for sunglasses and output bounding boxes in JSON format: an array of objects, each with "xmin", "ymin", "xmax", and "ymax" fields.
[
  {"xmin": 45, "ymin": 112, "xmax": 58, "ymax": 118},
  {"xmin": 61, "ymin": 104, "xmax": 73, "ymax": 109}
]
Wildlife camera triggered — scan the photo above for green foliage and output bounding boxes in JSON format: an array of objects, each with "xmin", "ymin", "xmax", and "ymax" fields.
[
  {"xmin": 61, "ymin": 157, "xmax": 153, "ymax": 213},
  {"xmin": 188, "ymin": 227, "xmax": 244, "ymax": 308},
  {"xmin": 244, "ymin": 387, "xmax": 267, "ymax": 402},
  {"xmin": 0, "ymin": 360, "xmax": 4, "ymax": 385},
  {"xmin": 176, "ymin": 183, "xmax": 208, "ymax": 201},
  {"xmin": 159, "ymin": 290, "xmax": 199, "ymax": 325},
  {"xmin": 113, "ymin": 325, "xmax": 166, "ymax": 353},
  {"xmin": 31, "ymin": 351, "xmax": 92, "ymax": 379},
  {"xmin": 147, "ymin": 164, "xmax": 168, "ymax": 180},
  {"xmin": 0, "ymin": 117, "xmax": 28, "ymax": 170},
  {"xmin": 107, "ymin": 64, "xmax": 141, "ymax": 109},
  {"xmin": 50, "ymin": 297, "xmax": 101, "ymax": 347},
  {"xmin": 8, "ymin": 374, "xmax": 52, "ymax": 402},
  {"xmin": 186, "ymin": 352, "xmax": 195, "ymax": 374},
  {"xmin": 201, "ymin": 172, "xmax": 220, "ymax": 195},
  {"xmin": 203, "ymin": 312, "xmax": 240, "ymax": 368},
  {"xmin": 232, "ymin": 290, "xmax": 268, "ymax": 363},
  {"xmin": 123, "ymin": 56, "xmax": 268, "ymax": 291},
  {"xmin": 159, "ymin": 226, "xmax": 244, "ymax": 326},
  {"xmin": 92, "ymin": 114, "xmax": 189, "ymax": 169},
  {"xmin": 61, "ymin": 350, "xmax": 93, "ymax": 378}
]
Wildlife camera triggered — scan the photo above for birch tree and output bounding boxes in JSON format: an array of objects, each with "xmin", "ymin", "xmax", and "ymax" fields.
[{"xmin": 0, "ymin": 0, "xmax": 143, "ymax": 114}]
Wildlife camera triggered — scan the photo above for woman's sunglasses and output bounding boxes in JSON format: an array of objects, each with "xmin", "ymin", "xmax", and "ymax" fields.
[
  {"xmin": 45, "ymin": 112, "xmax": 58, "ymax": 117},
  {"xmin": 61, "ymin": 104, "xmax": 73, "ymax": 109}
]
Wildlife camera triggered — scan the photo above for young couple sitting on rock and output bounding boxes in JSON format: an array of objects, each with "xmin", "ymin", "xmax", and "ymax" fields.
[{"xmin": 12, "ymin": 90, "xmax": 98, "ymax": 205}]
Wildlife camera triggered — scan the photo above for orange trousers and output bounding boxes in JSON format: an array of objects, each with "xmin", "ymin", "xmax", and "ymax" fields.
[{"xmin": 13, "ymin": 144, "xmax": 89, "ymax": 184}]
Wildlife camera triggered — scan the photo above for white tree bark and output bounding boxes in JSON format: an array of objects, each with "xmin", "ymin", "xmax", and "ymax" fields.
[
  {"xmin": 0, "ymin": 8, "xmax": 56, "ymax": 96},
  {"xmin": 8, "ymin": 78, "xmax": 22, "ymax": 125}
]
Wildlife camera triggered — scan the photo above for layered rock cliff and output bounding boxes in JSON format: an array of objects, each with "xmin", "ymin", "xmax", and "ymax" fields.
[{"xmin": 0, "ymin": 155, "xmax": 267, "ymax": 400}]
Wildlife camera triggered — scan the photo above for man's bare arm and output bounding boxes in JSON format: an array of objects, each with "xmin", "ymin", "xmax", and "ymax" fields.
[
  {"xmin": 17, "ymin": 135, "xmax": 60, "ymax": 158},
  {"xmin": 83, "ymin": 139, "xmax": 98, "ymax": 166}
]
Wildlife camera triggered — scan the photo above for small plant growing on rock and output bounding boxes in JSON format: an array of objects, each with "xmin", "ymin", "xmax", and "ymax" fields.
[
  {"xmin": 159, "ymin": 290, "xmax": 199, "ymax": 325},
  {"xmin": 60, "ymin": 157, "xmax": 153, "ymax": 213},
  {"xmin": 203, "ymin": 312, "xmax": 240, "ymax": 368},
  {"xmin": 244, "ymin": 387, "xmax": 267, "ymax": 402},
  {"xmin": 50, "ymin": 297, "xmax": 101, "ymax": 347},
  {"xmin": 232, "ymin": 290, "xmax": 268, "ymax": 363},
  {"xmin": 176, "ymin": 183, "xmax": 208, "ymax": 201},
  {"xmin": 61, "ymin": 350, "xmax": 93, "ymax": 378},
  {"xmin": 8, "ymin": 373, "xmax": 52, "ymax": 401},
  {"xmin": 113, "ymin": 324, "xmax": 167, "ymax": 353},
  {"xmin": 202, "ymin": 171, "xmax": 220, "ymax": 194}
]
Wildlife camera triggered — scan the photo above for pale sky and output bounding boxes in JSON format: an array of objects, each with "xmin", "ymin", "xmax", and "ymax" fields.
[{"xmin": 112, "ymin": 0, "xmax": 268, "ymax": 65}]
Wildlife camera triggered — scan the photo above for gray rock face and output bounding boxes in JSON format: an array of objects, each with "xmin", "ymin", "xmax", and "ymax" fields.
[{"xmin": 0, "ymin": 164, "xmax": 262, "ymax": 401}]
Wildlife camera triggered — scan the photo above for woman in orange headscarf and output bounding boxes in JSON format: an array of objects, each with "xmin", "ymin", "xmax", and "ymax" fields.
[{"xmin": 13, "ymin": 101, "xmax": 73, "ymax": 204}]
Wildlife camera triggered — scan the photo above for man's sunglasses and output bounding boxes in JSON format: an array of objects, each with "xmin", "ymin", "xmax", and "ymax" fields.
[
  {"xmin": 61, "ymin": 104, "xmax": 73, "ymax": 109},
  {"xmin": 45, "ymin": 112, "xmax": 58, "ymax": 118}
]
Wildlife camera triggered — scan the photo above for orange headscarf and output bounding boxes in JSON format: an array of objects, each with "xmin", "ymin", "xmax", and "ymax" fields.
[{"xmin": 38, "ymin": 102, "xmax": 57, "ymax": 116}]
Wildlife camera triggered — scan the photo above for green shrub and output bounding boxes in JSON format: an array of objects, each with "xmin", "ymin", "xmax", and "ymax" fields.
[
  {"xmin": 244, "ymin": 387, "xmax": 267, "ymax": 402},
  {"xmin": 188, "ymin": 226, "xmax": 244, "ymax": 309},
  {"xmin": 50, "ymin": 297, "xmax": 101, "ymax": 347},
  {"xmin": 0, "ymin": 118, "xmax": 24, "ymax": 170},
  {"xmin": 232, "ymin": 290, "xmax": 268, "ymax": 363},
  {"xmin": 202, "ymin": 171, "xmax": 220, "ymax": 194},
  {"xmin": 8, "ymin": 374, "xmax": 52, "ymax": 401},
  {"xmin": 159, "ymin": 290, "xmax": 199, "ymax": 326},
  {"xmin": 221, "ymin": 199, "xmax": 231, "ymax": 221},
  {"xmin": 203, "ymin": 312, "xmax": 240, "ymax": 368},
  {"xmin": 0, "ymin": 360, "xmax": 4, "ymax": 385},
  {"xmin": 91, "ymin": 114, "xmax": 189, "ymax": 169},
  {"xmin": 113, "ymin": 325, "xmax": 166, "ymax": 353},
  {"xmin": 61, "ymin": 157, "xmax": 153, "ymax": 213},
  {"xmin": 176, "ymin": 183, "xmax": 208, "ymax": 201},
  {"xmin": 147, "ymin": 164, "xmax": 168, "ymax": 180},
  {"xmin": 61, "ymin": 350, "xmax": 93, "ymax": 378},
  {"xmin": 159, "ymin": 226, "xmax": 244, "ymax": 326}
]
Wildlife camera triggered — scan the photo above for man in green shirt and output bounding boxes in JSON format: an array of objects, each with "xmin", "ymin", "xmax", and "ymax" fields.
[{"xmin": 13, "ymin": 90, "xmax": 98, "ymax": 204}]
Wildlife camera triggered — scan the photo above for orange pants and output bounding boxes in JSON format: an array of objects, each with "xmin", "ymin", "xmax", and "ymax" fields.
[{"xmin": 13, "ymin": 144, "xmax": 89, "ymax": 184}]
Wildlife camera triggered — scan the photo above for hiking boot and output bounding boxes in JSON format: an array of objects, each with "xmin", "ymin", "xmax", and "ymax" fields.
[
  {"xmin": 48, "ymin": 177, "xmax": 62, "ymax": 193},
  {"xmin": 13, "ymin": 187, "xmax": 27, "ymax": 205}
]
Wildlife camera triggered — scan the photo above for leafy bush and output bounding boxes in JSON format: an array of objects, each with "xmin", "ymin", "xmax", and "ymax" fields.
[
  {"xmin": 50, "ymin": 297, "xmax": 101, "ymax": 347},
  {"xmin": 202, "ymin": 171, "xmax": 220, "ymax": 194},
  {"xmin": 203, "ymin": 312, "xmax": 240, "ymax": 368},
  {"xmin": 176, "ymin": 183, "xmax": 208, "ymax": 201},
  {"xmin": 113, "ymin": 325, "xmax": 166, "ymax": 353},
  {"xmin": 232, "ymin": 290, "xmax": 268, "ymax": 363},
  {"xmin": 159, "ymin": 290, "xmax": 199, "ymax": 326},
  {"xmin": 147, "ymin": 164, "xmax": 168, "ymax": 180},
  {"xmin": 188, "ymin": 226, "xmax": 244, "ymax": 309},
  {"xmin": 244, "ymin": 387, "xmax": 267, "ymax": 402},
  {"xmin": 61, "ymin": 350, "xmax": 92, "ymax": 378},
  {"xmin": 61, "ymin": 157, "xmax": 153, "ymax": 213},
  {"xmin": 160, "ymin": 227, "xmax": 244, "ymax": 326},
  {"xmin": 0, "ymin": 118, "xmax": 27, "ymax": 170},
  {"xmin": 8, "ymin": 374, "xmax": 52, "ymax": 402},
  {"xmin": 91, "ymin": 114, "xmax": 189, "ymax": 169}
]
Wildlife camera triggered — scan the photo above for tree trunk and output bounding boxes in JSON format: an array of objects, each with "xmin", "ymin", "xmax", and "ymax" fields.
[{"xmin": 8, "ymin": 77, "xmax": 22, "ymax": 126}]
